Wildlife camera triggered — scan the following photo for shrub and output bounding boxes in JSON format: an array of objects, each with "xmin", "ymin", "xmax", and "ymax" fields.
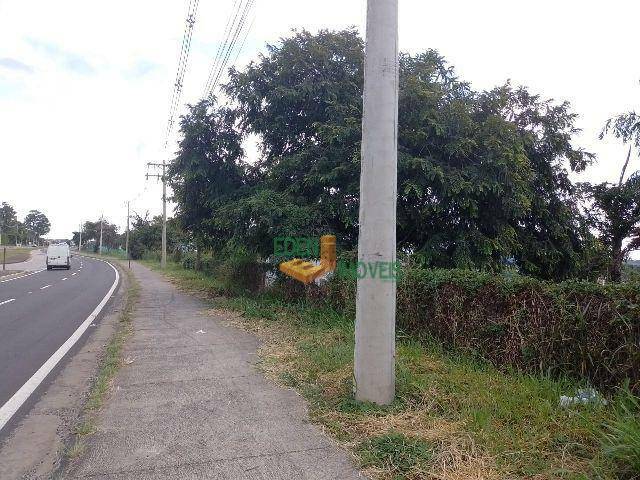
[
  {"xmin": 183, "ymin": 251, "xmax": 638, "ymax": 392},
  {"xmin": 326, "ymin": 267, "xmax": 640, "ymax": 392},
  {"xmin": 181, "ymin": 249, "xmax": 265, "ymax": 294}
]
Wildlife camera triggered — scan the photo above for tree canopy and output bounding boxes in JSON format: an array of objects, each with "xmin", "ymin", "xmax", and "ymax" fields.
[
  {"xmin": 585, "ymin": 108, "xmax": 640, "ymax": 281},
  {"xmin": 169, "ymin": 29, "xmax": 608, "ymax": 280},
  {"xmin": 24, "ymin": 210, "xmax": 51, "ymax": 239}
]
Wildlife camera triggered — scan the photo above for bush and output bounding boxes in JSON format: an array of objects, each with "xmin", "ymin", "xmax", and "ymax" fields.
[
  {"xmin": 327, "ymin": 267, "xmax": 640, "ymax": 392},
  {"xmin": 179, "ymin": 251, "xmax": 639, "ymax": 392},
  {"xmin": 181, "ymin": 249, "xmax": 265, "ymax": 294}
]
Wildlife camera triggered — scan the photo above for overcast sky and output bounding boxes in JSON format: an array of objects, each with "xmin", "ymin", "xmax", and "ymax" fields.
[{"xmin": 1, "ymin": 0, "xmax": 638, "ymax": 243}]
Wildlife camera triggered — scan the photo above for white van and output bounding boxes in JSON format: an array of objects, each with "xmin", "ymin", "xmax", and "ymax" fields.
[{"xmin": 46, "ymin": 243, "xmax": 71, "ymax": 270}]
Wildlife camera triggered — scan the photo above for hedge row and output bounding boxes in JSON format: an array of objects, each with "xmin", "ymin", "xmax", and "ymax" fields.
[
  {"xmin": 184, "ymin": 252, "xmax": 639, "ymax": 392},
  {"xmin": 326, "ymin": 268, "xmax": 640, "ymax": 392}
]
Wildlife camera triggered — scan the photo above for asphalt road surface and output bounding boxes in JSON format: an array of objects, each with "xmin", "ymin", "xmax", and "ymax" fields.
[{"xmin": 0, "ymin": 255, "xmax": 118, "ymax": 434}]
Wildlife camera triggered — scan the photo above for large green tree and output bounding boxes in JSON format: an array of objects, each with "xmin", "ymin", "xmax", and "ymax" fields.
[
  {"xmin": 80, "ymin": 219, "xmax": 120, "ymax": 251},
  {"xmin": 173, "ymin": 29, "xmax": 598, "ymax": 279},
  {"xmin": 586, "ymin": 109, "xmax": 640, "ymax": 281},
  {"xmin": 0, "ymin": 202, "xmax": 17, "ymax": 244},
  {"xmin": 24, "ymin": 210, "xmax": 50, "ymax": 241},
  {"xmin": 169, "ymin": 100, "xmax": 245, "ymax": 252},
  {"xmin": 126, "ymin": 214, "xmax": 185, "ymax": 260}
]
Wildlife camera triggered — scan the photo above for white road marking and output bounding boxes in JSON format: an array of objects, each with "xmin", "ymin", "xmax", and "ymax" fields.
[
  {"xmin": 0, "ymin": 299, "xmax": 16, "ymax": 306},
  {"xmin": 40, "ymin": 285, "xmax": 51, "ymax": 290},
  {"xmin": 0, "ymin": 269, "xmax": 45, "ymax": 284},
  {"xmin": 71, "ymin": 273, "xmax": 77, "ymax": 276},
  {"xmin": 0, "ymin": 258, "xmax": 120, "ymax": 432},
  {"xmin": 62, "ymin": 278, "xmax": 68, "ymax": 281},
  {"xmin": 28, "ymin": 292, "xmax": 32, "ymax": 295}
]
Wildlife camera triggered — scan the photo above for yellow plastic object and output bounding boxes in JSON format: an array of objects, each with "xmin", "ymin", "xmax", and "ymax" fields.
[
  {"xmin": 320, "ymin": 235, "xmax": 336, "ymax": 271},
  {"xmin": 279, "ymin": 235, "xmax": 337, "ymax": 284},
  {"xmin": 279, "ymin": 259, "xmax": 326, "ymax": 284}
]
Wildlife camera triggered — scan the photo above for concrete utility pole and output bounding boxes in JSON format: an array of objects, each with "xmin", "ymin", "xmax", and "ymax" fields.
[
  {"xmin": 125, "ymin": 202, "xmax": 131, "ymax": 268},
  {"xmin": 354, "ymin": 0, "xmax": 399, "ymax": 405},
  {"xmin": 78, "ymin": 222, "xmax": 82, "ymax": 252},
  {"xmin": 99, "ymin": 215, "xmax": 104, "ymax": 255},
  {"xmin": 162, "ymin": 161, "xmax": 167, "ymax": 269},
  {"xmin": 147, "ymin": 161, "xmax": 168, "ymax": 268}
]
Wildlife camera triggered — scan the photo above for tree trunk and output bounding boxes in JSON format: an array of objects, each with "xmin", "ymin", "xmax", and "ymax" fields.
[
  {"xmin": 619, "ymin": 144, "xmax": 632, "ymax": 186},
  {"xmin": 195, "ymin": 241, "xmax": 202, "ymax": 271},
  {"xmin": 609, "ymin": 239, "xmax": 624, "ymax": 282}
]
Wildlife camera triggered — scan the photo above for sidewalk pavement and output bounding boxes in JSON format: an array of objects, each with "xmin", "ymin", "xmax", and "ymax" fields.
[
  {"xmin": 1, "ymin": 248, "xmax": 46, "ymax": 273},
  {"xmin": 63, "ymin": 262, "xmax": 363, "ymax": 479}
]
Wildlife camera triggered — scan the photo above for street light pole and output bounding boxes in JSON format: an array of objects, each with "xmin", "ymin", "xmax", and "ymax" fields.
[
  {"xmin": 354, "ymin": 0, "xmax": 399, "ymax": 405},
  {"xmin": 78, "ymin": 222, "xmax": 82, "ymax": 252}
]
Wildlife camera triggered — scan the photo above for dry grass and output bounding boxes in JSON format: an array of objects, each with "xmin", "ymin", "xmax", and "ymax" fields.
[
  {"xmin": 157, "ymin": 264, "xmax": 621, "ymax": 480},
  {"xmin": 208, "ymin": 306, "xmax": 502, "ymax": 480}
]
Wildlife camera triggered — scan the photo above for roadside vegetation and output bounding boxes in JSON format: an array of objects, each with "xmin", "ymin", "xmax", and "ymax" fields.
[
  {"xmin": 116, "ymin": 27, "xmax": 640, "ymax": 479},
  {"xmin": 144, "ymin": 258, "xmax": 639, "ymax": 479},
  {"xmin": 66, "ymin": 262, "xmax": 139, "ymax": 457},
  {"xmin": 0, "ymin": 201, "xmax": 50, "ymax": 246},
  {"xmin": 0, "ymin": 246, "xmax": 33, "ymax": 265}
]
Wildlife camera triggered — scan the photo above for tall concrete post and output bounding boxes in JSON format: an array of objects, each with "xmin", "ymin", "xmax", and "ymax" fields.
[
  {"xmin": 161, "ymin": 161, "xmax": 167, "ymax": 269},
  {"xmin": 125, "ymin": 202, "xmax": 130, "ymax": 257},
  {"xmin": 78, "ymin": 222, "xmax": 82, "ymax": 251},
  {"xmin": 99, "ymin": 215, "xmax": 103, "ymax": 255},
  {"xmin": 354, "ymin": 0, "xmax": 399, "ymax": 405}
]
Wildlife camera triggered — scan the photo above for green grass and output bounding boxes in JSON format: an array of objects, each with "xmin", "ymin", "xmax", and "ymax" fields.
[
  {"xmin": 65, "ymin": 263, "xmax": 139, "ymax": 459},
  {"xmin": 358, "ymin": 432, "xmax": 435, "ymax": 478},
  {"xmin": 143, "ymin": 259, "xmax": 633, "ymax": 479},
  {"xmin": 600, "ymin": 392, "xmax": 640, "ymax": 478},
  {"xmin": 85, "ymin": 267, "xmax": 139, "ymax": 410},
  {"xmin": 0, "ymin": 246, "xmax": 33, "ymax": 264}
]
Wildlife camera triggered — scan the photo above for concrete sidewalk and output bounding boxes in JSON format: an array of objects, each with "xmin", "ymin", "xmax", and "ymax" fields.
[{"xmin": 63, "ymin": 262, "xmax": 362, "ymax": 479}]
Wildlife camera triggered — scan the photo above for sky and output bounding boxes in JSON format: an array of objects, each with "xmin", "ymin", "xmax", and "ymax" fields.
[{"xmin": 0, "ymin": 0, "xmax": 638, "ymax": 247}]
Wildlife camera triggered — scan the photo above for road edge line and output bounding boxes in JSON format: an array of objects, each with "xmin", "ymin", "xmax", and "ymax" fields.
[{"xmin": 0, "ymin": 258, "xmax": 120, "ymax": 432}]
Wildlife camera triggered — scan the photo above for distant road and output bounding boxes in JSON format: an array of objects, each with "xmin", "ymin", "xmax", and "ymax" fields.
[{"xmin": 0, "ymin": 255, "xmax": 118, "ymax": 436}]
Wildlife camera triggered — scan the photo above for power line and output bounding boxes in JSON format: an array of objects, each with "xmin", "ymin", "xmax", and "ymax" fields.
[
  {"xmin": 211, "ymin": 0, "xmax": 254, "ymax": 93},
  {"xmin": 203, "ymin": 0, "xmax": 241, "ymax": 97},
  {"xmin": 231, "ymin": 14, "xmax": 255, "ymax": 67},
  {"xmin": 203, "ymin": 0, "xmax": 255, "ymax": 100},
  {"xmin": 165, "ymin": 0, "xmax": 200, "ymax": 149},
  {"xmin": 203, "ymin": 0, "xmax": 245, "ymax": 98}
]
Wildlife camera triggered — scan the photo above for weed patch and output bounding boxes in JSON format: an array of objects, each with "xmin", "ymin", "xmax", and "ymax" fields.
[
  {"xmin": 64, "ymin": 261, "xmax": 139, "ymax": 462},
  {"xmin": 149, "ymin": 260, "xmax": 629, "ymax": 479}
]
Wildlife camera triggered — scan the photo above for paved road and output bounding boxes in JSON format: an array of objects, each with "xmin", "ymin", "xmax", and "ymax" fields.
[{"xmin": 0, "ymin": 255, "xmax": 118, "ymax": 434}]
